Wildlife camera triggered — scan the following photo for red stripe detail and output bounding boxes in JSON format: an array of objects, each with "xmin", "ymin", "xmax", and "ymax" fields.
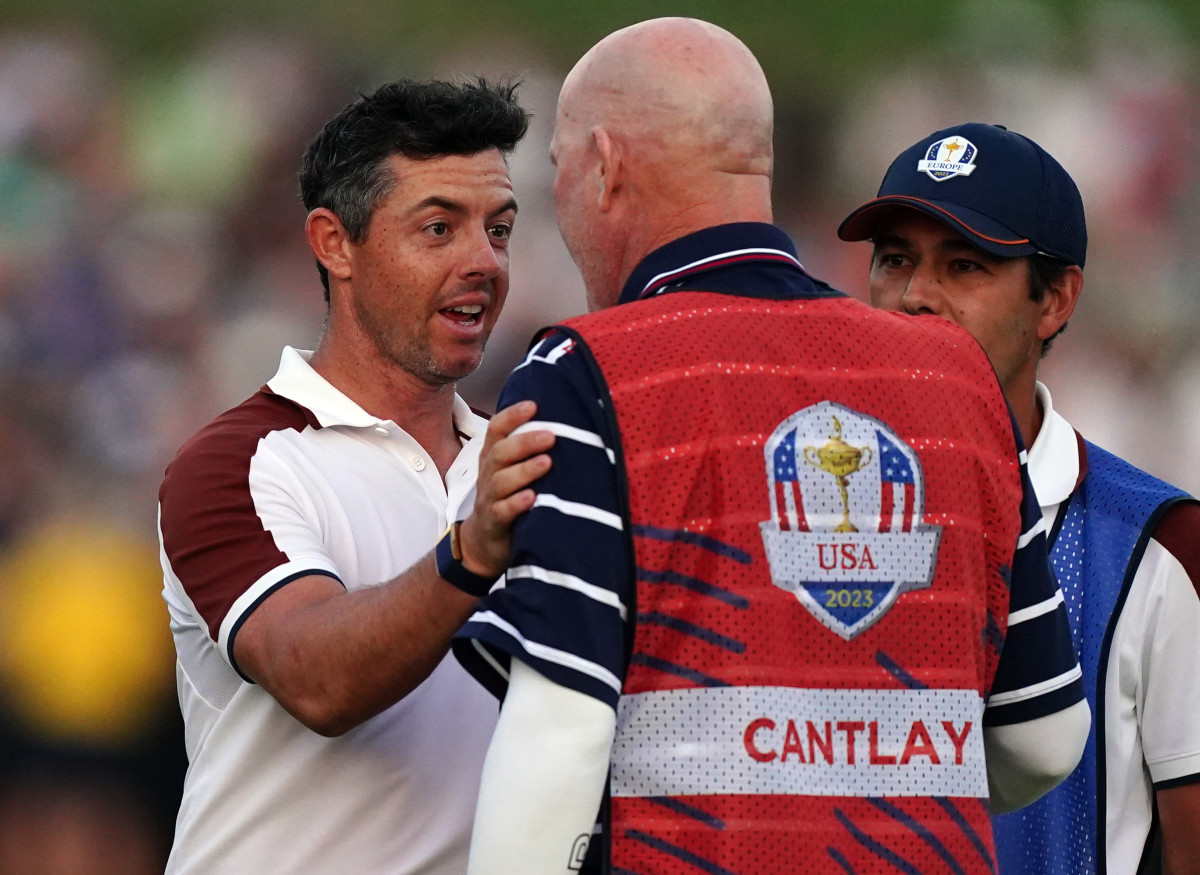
[
  {"xmin": 852, "ymin": 196, "xmax": 1031, "ymax": 246},
  {"xmin": 644, "ymin": 253, "xmax": 799, "ymax": 296},
  {"xmin": 902, "ymin": 482, "xmax": 916, "ymax": 532}
]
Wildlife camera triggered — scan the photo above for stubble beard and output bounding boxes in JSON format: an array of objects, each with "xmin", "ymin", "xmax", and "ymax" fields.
[
  {"xmin": 352, "ymin": 279, "xmax": 496, "ymax": 387},
  {"xmin": 363, "ymin": 311, "xmax": 488, "ymax": 388}
]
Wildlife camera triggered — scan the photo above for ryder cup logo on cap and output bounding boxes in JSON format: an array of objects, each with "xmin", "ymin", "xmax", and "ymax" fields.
[
  {"xmin": 916, "ymin": 136, "xmax": 978, "ymax": 181},
  {"xmin": 759, "ymin": 401, "xmax": 941, "ymax": 640},
  {"xmin": 837, "ymin": 122, "xmax": 1089, "ymax": 268}
]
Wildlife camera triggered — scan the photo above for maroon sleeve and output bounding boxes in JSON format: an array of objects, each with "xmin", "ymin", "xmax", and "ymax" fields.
[
  {"xmin": 159, "ymin": 391, "xmax": 322, "ymax": 640},
  {"xmin": 1151, "ymin": 500, "xmax": 1200, "ymax": 600}
]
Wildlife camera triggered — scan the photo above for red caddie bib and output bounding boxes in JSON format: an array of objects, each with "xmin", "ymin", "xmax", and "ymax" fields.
[{"xmin": 563, "ymin": 290, "xmax": 1020, "ymax": 874}]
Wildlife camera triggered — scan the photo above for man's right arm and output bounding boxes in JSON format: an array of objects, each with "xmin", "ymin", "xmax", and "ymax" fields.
[
  {"xmin": 232, "ymin": 562, "xmax": 477, "ymax": 736},
  {"xmin": 169, "ymin": 401, "xmax": 552, "ymax": 737}
]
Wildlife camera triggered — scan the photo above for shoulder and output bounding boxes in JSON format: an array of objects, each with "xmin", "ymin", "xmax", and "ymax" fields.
[
  {"xmin": 1081, "ymin": 442, "xmax": 1194, "ymax": 566},
  {"xmin": 1083, "ymin": 442, "xmax": 1186, "ymax": 499},
  {"xmin": 1150, "ymin": 500, "xmax": 1200, "ymax": 593},
  {"xmin": 861, "ymin": 306, "xmax": 996, "ymax": 367},
  {"xmin": 501, "ymin": 329, "xmax": 602, "ymax": 401},
  {"xmin": 881, "ymin": 309, "xmax": 996, "ymax": 370},
  {"xmin": 160, "ymin": 389, "xmax": 320, "ymax": 501}
]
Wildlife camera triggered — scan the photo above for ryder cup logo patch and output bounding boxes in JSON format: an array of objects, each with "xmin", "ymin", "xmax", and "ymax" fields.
[
  {"xmin": 759, "ymin": 401, "xmax": 942, "ymax": 639},
  {"xmin": 916, "ymin": 136, "xmax": 978, "ymax": 181}
]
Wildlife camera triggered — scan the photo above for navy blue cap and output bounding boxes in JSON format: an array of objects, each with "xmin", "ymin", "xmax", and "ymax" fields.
[{"xmin": 838, "ymin": 123, "xmax": 1087, "ymax": 268}]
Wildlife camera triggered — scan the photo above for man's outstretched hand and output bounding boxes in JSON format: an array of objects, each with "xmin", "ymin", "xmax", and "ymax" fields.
[{"xmin": 458, "ymin": 401, "xmax": 554, "ymax": 580}]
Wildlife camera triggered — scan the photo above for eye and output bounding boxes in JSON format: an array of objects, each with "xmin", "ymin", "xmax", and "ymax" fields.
[
  {"xmin": 875, "ymin": 252, "xmax": 908, "ymax": 270},
  {"xmin": 489, "ymin": 222, "xmax": 513, "ymax": 241},
  {"xmin": 949, "ymin": 258, "xmax": 980, "ymax": 273},
  {"xmin": 425, "ymin": 221, "xmax": 449, "ymax": 237}
]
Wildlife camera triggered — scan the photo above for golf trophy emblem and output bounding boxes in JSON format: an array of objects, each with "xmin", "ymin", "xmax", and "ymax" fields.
[
  {"xmin": 760, "ymin": 401, "xmax": 941, "ymax": 639},
  {"xmin": 804, "ymin": 416, "xmax": 872, "ymax": 533}
]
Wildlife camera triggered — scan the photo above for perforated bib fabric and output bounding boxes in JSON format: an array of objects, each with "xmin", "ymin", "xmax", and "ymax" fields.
[
  {"xmin": 567, "ymin": 289, "xmax": 1021, "ymax": 874},
  {"xmin": 992, "ymin": 442, "xmax": 1190, "ymax": 875}
]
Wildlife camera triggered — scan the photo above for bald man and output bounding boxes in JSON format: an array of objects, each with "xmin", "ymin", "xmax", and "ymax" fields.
[{"xmin": 454, "ymin": 18, "xmax": 1088, "ymax": 874}]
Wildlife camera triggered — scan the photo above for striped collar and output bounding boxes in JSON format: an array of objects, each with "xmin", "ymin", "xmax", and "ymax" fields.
[{"xmin": 619, "ymin": 222, "xmax": 837, "ymax": 305}]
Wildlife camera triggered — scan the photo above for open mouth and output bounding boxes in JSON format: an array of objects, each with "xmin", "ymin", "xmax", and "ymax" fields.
[{"xmin": 442, "ymin": 304, "xmax": 483, "ymax": 326}]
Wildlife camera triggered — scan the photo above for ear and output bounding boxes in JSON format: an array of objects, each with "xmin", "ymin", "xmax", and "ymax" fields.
[
  {"xmin": 591, "ymin": 127, "xmax": 621, "ymax": 212},
  {"xmin": 1036, "ymin": 264, "xmax": 1083, "ymax": 341},
  {"xmin": 305, "ymin": 208, "xmax": 354, "ymax": 285}
]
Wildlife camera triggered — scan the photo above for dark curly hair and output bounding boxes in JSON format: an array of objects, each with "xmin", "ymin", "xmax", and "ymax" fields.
[{"xmin": 299, "ymin": 77, "xmax": 530, "ymax": 299}]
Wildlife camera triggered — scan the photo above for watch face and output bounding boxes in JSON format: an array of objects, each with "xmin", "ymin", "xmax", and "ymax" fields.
[{"xmin": 450, "ymin": 520, "xmax": 465, "ymax": 561}]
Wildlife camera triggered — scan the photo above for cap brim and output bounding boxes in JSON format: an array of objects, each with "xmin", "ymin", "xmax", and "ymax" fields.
[{"xmin": 837, "ymin": 195, "xmax": 1038, "ymax": 259}]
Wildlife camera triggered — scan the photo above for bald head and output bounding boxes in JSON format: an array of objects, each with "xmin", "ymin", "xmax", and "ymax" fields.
[
  {"xmin": 551, "ymin": 19, "xmax": 775, "ymax": 309},
  {"xmin": 559, "ymin": 18, "xmax": 773, "ymax": 178}
]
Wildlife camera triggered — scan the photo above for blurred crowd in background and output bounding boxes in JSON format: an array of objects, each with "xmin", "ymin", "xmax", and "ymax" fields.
[{"xmin": 1, "ymin": 2, "xmax": 1198, "ymax": 871}]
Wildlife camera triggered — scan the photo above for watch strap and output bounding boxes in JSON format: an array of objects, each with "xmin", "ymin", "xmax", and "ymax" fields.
[{"xmin": 435, "ymin": 521, "xmax": 496, "ymax": 597}]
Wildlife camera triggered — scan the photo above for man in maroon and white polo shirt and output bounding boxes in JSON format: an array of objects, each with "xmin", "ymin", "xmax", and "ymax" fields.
[{"xmin": 157, "ymin": 78, "xmax": 551, "ymax": 874}]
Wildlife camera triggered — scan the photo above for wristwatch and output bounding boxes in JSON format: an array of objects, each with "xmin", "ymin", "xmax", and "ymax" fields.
[{"xmin": 435, "ymin": 520, "xmax": 496, "ymax": 597}]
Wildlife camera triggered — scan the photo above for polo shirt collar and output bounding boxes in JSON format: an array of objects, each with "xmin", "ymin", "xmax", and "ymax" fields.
[
  {"xmin": 1027, "ymin": 381, "xmax": 1081, "ymax": 508},
  {"xmin": 618, "ymin": 222, "xmax": 808, "ymax": 305},
  {"xmin": 266, "ymin": 346, "xmax": 481, "ymax": 438}
]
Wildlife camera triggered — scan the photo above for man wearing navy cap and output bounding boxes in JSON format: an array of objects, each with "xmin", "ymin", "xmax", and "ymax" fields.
[{"xmin": 840, "ymin": 122, "xmax": 1200, "ymax": 875}]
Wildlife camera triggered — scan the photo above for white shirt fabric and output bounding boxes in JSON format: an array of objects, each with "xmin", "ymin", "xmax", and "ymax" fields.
[
  {"xmin": 159, "ymin": 346, "xmax": 498, "ymax": 874},
  {"xmin": 1028, "ymin": 381, "xmax": 1200, "ymax": 873}
]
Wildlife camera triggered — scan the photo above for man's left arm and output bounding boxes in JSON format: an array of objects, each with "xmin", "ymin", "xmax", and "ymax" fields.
[
  {"xmin": 1137, "ymin": 503, "xmax": 1200, "ymax": 874},
  {"xmin": 1159, "ymin": 783, "xmax": 1200, "ymax": 875},
  {"xmin": 469, "ymin": 659, "xmax": 616, "ymax": 875},
  {"xmin": 455, "ymin": 331, "xmax": 631, "ymax": 871}
]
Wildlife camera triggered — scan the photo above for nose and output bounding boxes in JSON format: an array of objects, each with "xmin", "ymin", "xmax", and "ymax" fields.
[
  {"xmin": 898, "ymin": 266, "xmax": 945, "ymax": 317},
  {"xmin": 460, "ymin": 227, "xmax": 503, "ymax": 281}
]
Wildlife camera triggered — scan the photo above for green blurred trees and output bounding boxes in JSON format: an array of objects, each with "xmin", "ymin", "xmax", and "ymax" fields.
[{"xmin": 6, "ymin": 0, "xmax": 1194, "ymax": 91}]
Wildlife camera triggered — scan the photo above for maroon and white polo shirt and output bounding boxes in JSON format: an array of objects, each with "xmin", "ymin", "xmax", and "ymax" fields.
[{"xmin": 158, "ymin": 346, "xmax": 497, "ymax": 874}]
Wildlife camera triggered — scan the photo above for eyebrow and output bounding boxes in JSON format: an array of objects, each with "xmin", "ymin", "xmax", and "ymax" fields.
[{"xmin": 410, "ymin": 195, "xmax": 519, "ymax": 218}]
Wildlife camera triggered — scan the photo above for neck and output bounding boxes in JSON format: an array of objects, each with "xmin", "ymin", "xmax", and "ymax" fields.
[
  {"xmin": 1010, "ymin": 382, "xmax": 1044, "ymax": 452},
  {"xmin": 617, "ymin": 180, "xmax": 774, "ymax": 291},
  {"xmin": 657, "ymin": 176, "xmax": 772, "ymax": 242},
  {"xmin": 309, "ymin": 334, "xmax": 463, "ymax": 481}
]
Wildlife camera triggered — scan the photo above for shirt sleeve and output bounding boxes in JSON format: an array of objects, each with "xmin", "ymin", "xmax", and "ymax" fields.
[
  {"xmin": 159, "ymin": 428, "xmax": 342, "ymax": 672},
  {"xmin": 467, "ymin": 658, "xmax": 616, "ymax": 874},
  {"xmin": 1123, "ymin": 503, "xmax": 1200, "ymax": 788},
  {"xmin": 454, "ymin": 331, "xmax": 632, "ymax": 710},
  {"xmin": 983, "ymin": 420, "xmax": 1086, "ymax": 726}
]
